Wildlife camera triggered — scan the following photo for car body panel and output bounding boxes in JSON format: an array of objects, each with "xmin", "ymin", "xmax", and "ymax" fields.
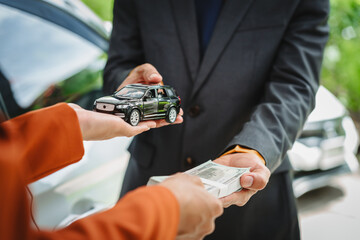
[{"xmin": 144, "ymin": 98, "xmax": 158, "ymax": 115}]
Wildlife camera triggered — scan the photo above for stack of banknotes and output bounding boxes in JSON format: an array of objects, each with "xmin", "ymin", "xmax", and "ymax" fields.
[{"xmin": 147, "ymin": 160, "xmax": 250, "ymax": 198}]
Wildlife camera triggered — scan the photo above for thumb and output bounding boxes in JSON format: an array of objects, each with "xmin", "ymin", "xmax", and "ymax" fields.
[{"xmin": 141, "ymin": 64, "xmax": 163, "ymax": 83}]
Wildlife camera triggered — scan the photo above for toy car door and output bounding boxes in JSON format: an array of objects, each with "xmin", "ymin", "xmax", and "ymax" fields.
[
  {"xmin": 143, "ymin": 89, "xmax": 158, "ymax": 115},
  {"xmin": 156, "ymin": 87, "xmax": 169, "ymax": 113}
]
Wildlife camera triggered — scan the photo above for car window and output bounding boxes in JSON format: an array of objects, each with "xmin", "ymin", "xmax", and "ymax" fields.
[
  {"xmin": 0, "ymin": 4, "xmax": 102, "ymax": 108},
  {"xmin": 146, "ymin": 89, "xmax": 156, "ymax": 98},
  {"xmin": 115, "ymin": 87, "xmax": 146, "ymax": 99},
  {"xmin": 166, "ymin": 88, "xmax": 175, "ymax": 97},
  {"xmin": 157, "ymin": 88, "xmax": 168, "ymax": 98}
]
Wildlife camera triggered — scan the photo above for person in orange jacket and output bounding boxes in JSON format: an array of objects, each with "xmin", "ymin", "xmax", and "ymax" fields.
[{"xmin": 0, "ymin": 101, "xmax": 223, "ymax": 240}]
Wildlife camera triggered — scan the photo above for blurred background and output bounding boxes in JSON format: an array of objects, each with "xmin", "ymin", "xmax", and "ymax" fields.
[{"xmin": 0, "ymin": 0, "xmax": 359, "ymax": 239}]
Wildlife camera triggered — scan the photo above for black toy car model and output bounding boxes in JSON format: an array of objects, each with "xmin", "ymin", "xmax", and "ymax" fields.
[{"xmin": 93, "ymin": 84, "xmax": 181, "ymax": 126}]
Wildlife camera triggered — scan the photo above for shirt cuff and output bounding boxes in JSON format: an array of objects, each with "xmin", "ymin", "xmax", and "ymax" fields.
[{"xmin": 222, "ymin": 145, "xmax": 266, "ymax": 165}]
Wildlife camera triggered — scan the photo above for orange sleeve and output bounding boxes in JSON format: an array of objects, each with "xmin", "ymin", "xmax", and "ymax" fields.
[
  {"xmin": 0, "ymin": 104, "xmax": 180, "ymax": 240},
  {"xmin": 0, "ymin": 146, "xmax": 33, "ymax": 240},
  {"xmin": 0, "ymin": 103, "xmax": 84, "ymax": 183},
  {"xmin": 39, "ymin": 186, "xmax": 179, "ymax": 240},
  {"xmin": 222, "ymin": 145, "xmax": 266, "ymax": 165}
]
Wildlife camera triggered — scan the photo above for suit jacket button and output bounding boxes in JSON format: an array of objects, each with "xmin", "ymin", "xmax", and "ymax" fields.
[
  {"xmin": 188, "ymin": 105, "xmax": 201, "ymax": 117},
  {"xmin": 185, "ymin": 157, "xmax": 195, "ymax": 168}
]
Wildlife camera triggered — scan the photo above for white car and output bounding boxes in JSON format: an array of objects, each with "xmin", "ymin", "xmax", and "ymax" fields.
[{"xmin": 290, "ymin": 86, "xmax": 359, "ymax": 197}]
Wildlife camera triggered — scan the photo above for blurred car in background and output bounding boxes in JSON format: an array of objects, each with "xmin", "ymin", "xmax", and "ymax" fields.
[
  {"xmin": 0, "ymin": 0, "xmax": 358, "ymax": 230},
  {"xmin": 0, "ymin": 0, "xmax": 109, "ymax": 118},
  {"xmin": 289, "ymin": 86, "xmax": 359, "ymax": 197},
  {"xmin": 0, "ymin": 0, "xmax": 125, "ymax": 229}
]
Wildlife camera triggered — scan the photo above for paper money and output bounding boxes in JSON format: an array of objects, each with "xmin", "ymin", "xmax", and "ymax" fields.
[{"xmin": 147, "ymin": 160, "xmax": 250, "ymax": 198}]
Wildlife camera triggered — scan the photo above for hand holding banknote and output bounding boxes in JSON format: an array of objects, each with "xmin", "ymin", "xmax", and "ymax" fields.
[
  {"xmin": 160, "ymin": 174, "xmax": 223, "ymax": 240},
  {"xmin": 214, "ymin": 152, "xmax": 271, "ymax": 208}
]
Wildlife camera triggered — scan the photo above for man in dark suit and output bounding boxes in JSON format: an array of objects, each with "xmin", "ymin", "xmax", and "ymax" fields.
[{"xmin": 104, "ymin": 0, "xmax": 329, "ymax": 239}]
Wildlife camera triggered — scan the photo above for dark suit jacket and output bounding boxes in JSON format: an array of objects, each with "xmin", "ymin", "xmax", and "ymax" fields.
[
  {"xmin": 104, "ymin": 0, "xmax": 328, "ymax": 172},
  {"xmin": 104, "ymin": 0, "xmax": 328, "ymax": 239}
]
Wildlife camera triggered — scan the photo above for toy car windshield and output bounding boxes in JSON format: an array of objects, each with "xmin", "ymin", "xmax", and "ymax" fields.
[{"xmin": 115, "ymin": 87, "xmax": 146, "ymax": 99}]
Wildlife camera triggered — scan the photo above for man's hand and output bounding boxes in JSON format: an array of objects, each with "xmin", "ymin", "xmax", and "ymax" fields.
[
  {"xmin": 117, "ymin": 63, "xmax": 163, "ymax": 91},
  {"xmin": 214, "ymin": 153, "xmax": 271, "ymax": 208},
  {"xmin": 160, "ymin": 174, "xmax": 223, "ymax": 240}
]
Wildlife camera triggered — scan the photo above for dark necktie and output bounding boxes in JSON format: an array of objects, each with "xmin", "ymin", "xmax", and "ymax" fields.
[{"xmin": 194, "ymin": 0, "xmax": 223, "ymax": 57}]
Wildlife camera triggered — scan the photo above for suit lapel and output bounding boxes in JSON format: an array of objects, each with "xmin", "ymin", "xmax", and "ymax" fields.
[
  {"xmin": 170, "ymin": 0, "xmax": 200, "ymax": 82},
  {"xmin": 191, "ymin": 0, "xmax": 255, "ymax": 97}
]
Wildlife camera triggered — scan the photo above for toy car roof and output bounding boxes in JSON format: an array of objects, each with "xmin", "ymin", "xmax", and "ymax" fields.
[{"xmin": 124, "ymin": 84, "xmax": 173, "ymax": 89}]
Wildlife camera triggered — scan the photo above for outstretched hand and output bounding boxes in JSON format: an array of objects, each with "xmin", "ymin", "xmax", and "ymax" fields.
[
  {"xmin": 214, "ymin": 152, "xmax": 271, "ymax": 208},
  {"xmin": 68, "ymin": 104, "xmax": 183, "ymax": 141}
]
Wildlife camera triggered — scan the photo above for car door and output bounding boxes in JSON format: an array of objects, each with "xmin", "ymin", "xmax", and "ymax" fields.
[
  {"xmin": 157, "ymin": 87, "xmax": 170, "ymax": 113},
  {"xmin": 143, "ymin": 89, "xmax": 158, "ymax": 115}
]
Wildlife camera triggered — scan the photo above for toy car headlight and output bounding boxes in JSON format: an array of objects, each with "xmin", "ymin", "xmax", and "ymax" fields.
[{"xmin": 116, "ymin": 105, "xmax": 128, "ymax": 109}]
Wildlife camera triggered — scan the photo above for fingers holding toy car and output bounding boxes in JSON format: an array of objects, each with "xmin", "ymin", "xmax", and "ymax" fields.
[
  {"xmin": 71, "ymin": 102, "xmax": 182, "ymax": 140},
  {"xmin": 117, "ymin": 63, "xmax": 163, "ymax": 91},
  {"xmin": 69, "ymin": 103, "xmax": 157, "ymax": 140},
  {"xmin": 214, "ymin": 152, "xmax": 271, "ymax": 208},
  {"xmin": 94, "ymin": 63, "xmax": 183, "ymax": 127}
]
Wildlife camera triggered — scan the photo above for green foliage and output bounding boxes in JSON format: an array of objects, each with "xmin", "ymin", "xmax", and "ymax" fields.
[
  {"xmin": 59, "ymin": 67, "xmax": 103, "ymax": 98},
  {"xmin": 31, "ymin": 66, "xmax": 103, "ymax": 110},
  {"xmin": 322, "ymin": 0, "xmax": 360, "ymax": 112},
  {"xmin": 81, "ymin": 0, "xmax": 114, "ymax": 21}
]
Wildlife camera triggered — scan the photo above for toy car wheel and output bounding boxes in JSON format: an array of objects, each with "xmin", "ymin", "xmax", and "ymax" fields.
[
  {"xmin": 129, "ymin": 109, "xmax": 140, "ymax": 126},
  {"xmin": 166, "ymin": 107, "xmax": 177, "ymax": 123}
]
